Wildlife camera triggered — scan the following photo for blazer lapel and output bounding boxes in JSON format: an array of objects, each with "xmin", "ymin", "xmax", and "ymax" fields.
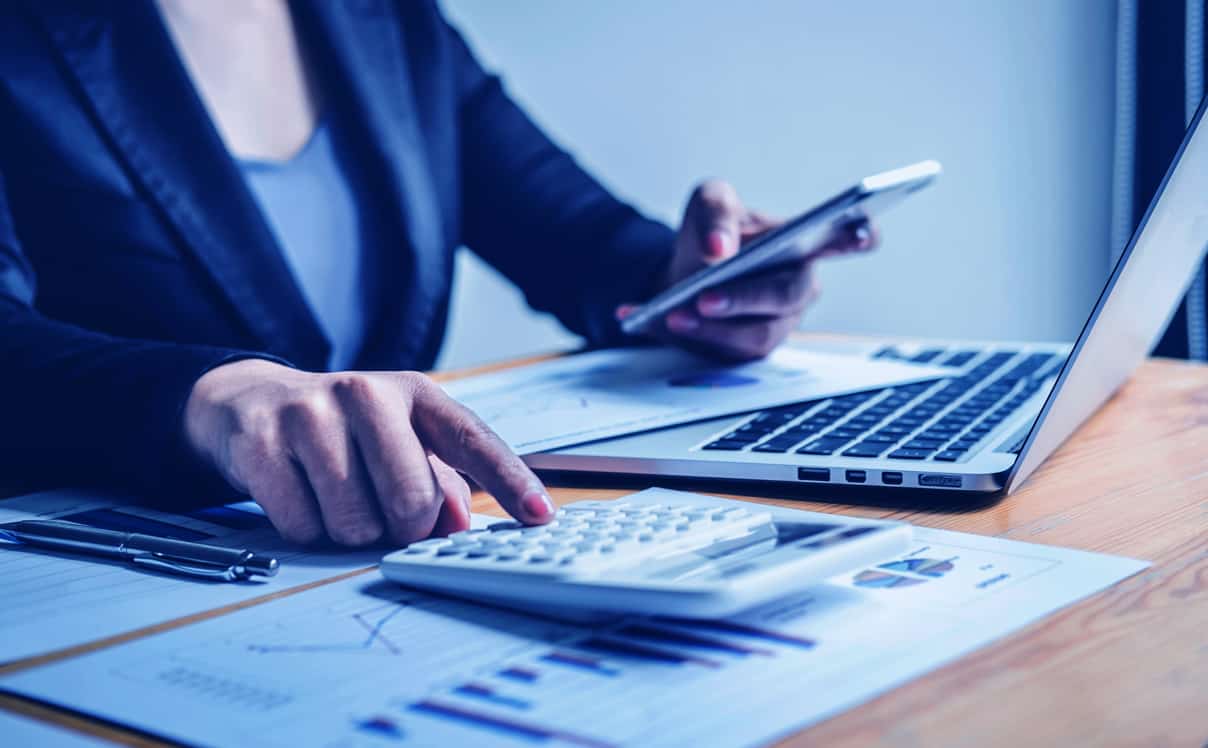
[
  {"xmin": 293, "ymin": 0, "xmax": 448, "ymax": 365},
  {"xmin": 31, "ymin": 0, "xmax": 332, "ymax": 368}
]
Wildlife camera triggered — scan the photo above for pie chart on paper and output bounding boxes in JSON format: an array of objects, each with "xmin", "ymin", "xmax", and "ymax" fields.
[
  {"xmin": 668, "ymin": 372, "xmax": 761, "ymax": 388},
  {"xmin": 853, "ymin": 557, "xmax": 957, "ymax": 589}
]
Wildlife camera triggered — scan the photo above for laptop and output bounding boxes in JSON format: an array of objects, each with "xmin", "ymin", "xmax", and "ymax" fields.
[{"xmin": 526, "ymin": 97, "xmax": 1208, "ymax": 499}]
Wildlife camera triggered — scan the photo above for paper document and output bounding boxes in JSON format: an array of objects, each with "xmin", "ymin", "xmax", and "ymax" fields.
[
  {"xmin": 2, "ymin": 490, "xmax": 1147, "ymax": 748},
  {"xmin": 444, "ymin": 347, "xmax": 947, "ymax": 453},
  {"xmin": 0, "ymin": 489, "xmax": 387, "ymax": 663}
]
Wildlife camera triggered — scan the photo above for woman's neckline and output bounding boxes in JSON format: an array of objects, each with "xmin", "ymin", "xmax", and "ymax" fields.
[{"xmin": 236, "ymin": 115, "xmax": 329, "ymax": 169}]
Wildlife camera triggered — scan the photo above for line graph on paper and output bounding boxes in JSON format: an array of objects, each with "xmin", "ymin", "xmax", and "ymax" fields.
[
  {"xmin": 245, "ymin": 601, "xmax": 410, "ymax": 656},
  {"xmin": 470, "ymin": 393, "xmax": 594, "ymax": 425},
  {"xmin": 225, "ymin": 589, "xmax": 577, "ymax": 673}
]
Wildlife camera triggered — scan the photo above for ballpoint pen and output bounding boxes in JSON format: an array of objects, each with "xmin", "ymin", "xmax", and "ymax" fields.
[{"xmin": 0, "ymin": 519, "xmax": 279, "ymax": 582}]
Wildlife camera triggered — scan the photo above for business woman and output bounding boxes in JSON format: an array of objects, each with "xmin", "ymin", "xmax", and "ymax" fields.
[{"xmin": 0, "ymin": 0, "xmax": 873, "ymax": 546}]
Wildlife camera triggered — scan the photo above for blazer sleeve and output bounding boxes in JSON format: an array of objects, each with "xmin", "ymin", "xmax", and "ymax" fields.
[
  {"xmin": 443, "ymin": 15, "xmax": 676, "ymax": 347},
  {"xmin": 0, "ymin": 168, "xmax": 271, "ymax": 501}
]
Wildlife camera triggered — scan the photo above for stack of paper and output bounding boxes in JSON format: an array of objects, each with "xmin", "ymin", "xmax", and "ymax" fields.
[{"xmin": 0, "ymin": 491, "xmax": 1146, "ymax": 748}]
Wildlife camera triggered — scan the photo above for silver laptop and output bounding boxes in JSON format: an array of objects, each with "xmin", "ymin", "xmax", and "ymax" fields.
[{"xmin": 527, "ymin": 97, "xmax": 1208, "ymax": 498}]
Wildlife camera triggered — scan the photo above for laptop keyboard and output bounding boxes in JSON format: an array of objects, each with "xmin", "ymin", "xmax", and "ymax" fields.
[{"xmin": 701, "ymin": 346, "xmax": 1064, "ymax": 463}]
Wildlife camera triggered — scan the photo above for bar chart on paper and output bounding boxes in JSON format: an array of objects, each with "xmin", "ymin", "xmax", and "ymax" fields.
[
  {"xmin": 10, "ymin": 576, "xmax": 854, "ymax": 748},
  {"xmin": 1, "ymin": 498, "xmax": 1148, "ymax": 748}
]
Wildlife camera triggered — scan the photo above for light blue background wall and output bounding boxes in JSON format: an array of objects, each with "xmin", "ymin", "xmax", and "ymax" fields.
[{"xmin": 436, "ymin": 1, "xmax": 1117, "ymax": 370}]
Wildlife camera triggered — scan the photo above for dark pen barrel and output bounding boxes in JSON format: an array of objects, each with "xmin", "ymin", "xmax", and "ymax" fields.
[{"xmin": 125, "ymin": 533, "xmax": 248, "ymax": 565}]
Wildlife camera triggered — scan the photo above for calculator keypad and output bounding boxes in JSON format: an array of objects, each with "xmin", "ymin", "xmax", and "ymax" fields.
[{"xmin": 395, "ymin": 500, "xmax": 774, "ymax": 576}]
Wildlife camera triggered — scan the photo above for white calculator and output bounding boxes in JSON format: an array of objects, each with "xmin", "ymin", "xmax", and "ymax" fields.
[{"xmin": 380, "ymin": 489, "xmax": 911, "ymax": 618}]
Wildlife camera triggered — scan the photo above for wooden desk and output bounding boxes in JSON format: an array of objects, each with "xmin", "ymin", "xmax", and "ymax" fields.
[{"xmin": 2, "ymin": 356, "xmax": 1206, "ymax": 747}]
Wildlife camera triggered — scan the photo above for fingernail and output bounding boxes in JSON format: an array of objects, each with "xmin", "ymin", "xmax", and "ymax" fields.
[
  {"xmin": 666, "ymin": 310, "xmax": 700, "ymax": 332},
  {"xmin": 522, "ymin": 490, "xmax": 555, "ymax": 520},
  {"xmin": 853, "ymin": 224, "xmax": 871, "ymax": 246},
  {"xmin": 698, "ymin": 291, "xmax": 730, "ymax": 315},
  {"xmin": 707, "ymin": 229, "xmax": 731, "ymax": 258}
]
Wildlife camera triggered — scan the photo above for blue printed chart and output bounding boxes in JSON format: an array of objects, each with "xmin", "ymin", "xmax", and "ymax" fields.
[
  {"xmin": 1, "ymin": 499, "xmax": 1147, "ymax": 748},
  {"xmin": 188, "ymin": 581, "xmax": 829, "ymax": 747}
]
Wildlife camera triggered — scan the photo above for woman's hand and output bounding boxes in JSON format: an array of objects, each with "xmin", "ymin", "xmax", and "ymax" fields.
[
  {"xmin": 619, "ymin": 180, "xmax": 878, "ymax": 360},
  {"xmin": 183, "ymin": 359, "xmax": 555, "ymax": 546}
]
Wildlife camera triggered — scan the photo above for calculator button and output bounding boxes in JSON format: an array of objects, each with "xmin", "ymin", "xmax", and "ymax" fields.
[
  {"xmin": 435, "ymin": 547, "xmax": 463, "ymax": 557},
  {"xmin": 464, "ymin": 550, "xmax": 492, "ymax": 559},
  {"xmin": 449, "ymin": 530, "xmax": 486, "ymax": 544},
  {"xmin": 409, "ymin": 538, "xmax": 451, "ymax": 549},
  {"xmin": 488, "ymin": 521, "xmax": 524, "ymax": 532}
]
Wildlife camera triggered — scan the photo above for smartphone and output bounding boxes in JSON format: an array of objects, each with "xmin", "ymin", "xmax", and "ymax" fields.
[{"xmin": 620, "ymin": 160, "xmax": 942, "ymax": 335}]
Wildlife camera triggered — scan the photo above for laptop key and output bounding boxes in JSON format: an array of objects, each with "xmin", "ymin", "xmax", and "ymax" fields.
[
  {"xmin": 939, "ymin": 350, "xmax": 980, "ymax": 367},
  {"xmin": 825, "ymin": 427, "xmax": 865, "ymax": 440},
  {"xmin": 910, "ymin": 349, "xmax": 945, "ymax": 363},
  {"xmin": 720, "ymin": 433, "xmax": 760, "ymax": 444},
  {"xmin": 920, "ymin": 426, "xmax": 960, "ymax": 436},
  {"xmin": 933, "ymin": 450, "xmax": 964, "ymax": 462},
  {"xmin": 842, "ymin": 443, "xmax": 889, "ymax": 458},
  {"xmin": 904, "ymin": 438, "xmax": 945, "ymax": 450},
  {"xmin": 796, "ymin": 438, "xmax": 850, "ymax": 455},
  {"xmin": 846, "ymin": 413, "xmax": 882, "ymax": 425},
  {"xmin": 703, "ymin": 440, "xmax": 747, "ymax": 451},
  {"xmin": 752, "ymin": 442, "xmax": 794, "ymax": 453},
  {"xmin": 887, "ymin": 448, "xmax": 934, "ymax": 460},
  {"xmin": 817, "ymin": 407, "xmax": 853, "ymax": 418},
  {"xmin": 862, "ymin": 433, "xmax": 899, "ymax": 444}
]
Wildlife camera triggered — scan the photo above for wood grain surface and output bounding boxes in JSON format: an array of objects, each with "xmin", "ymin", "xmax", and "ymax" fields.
[{"xmin": 2, "ymin": 352, "xmax": 1206, "ymax": 747}]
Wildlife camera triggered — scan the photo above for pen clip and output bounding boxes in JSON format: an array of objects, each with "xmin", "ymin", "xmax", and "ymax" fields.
[{"xmin": 131, "ymin": 551, "xmax": 243, "ymax": 582}]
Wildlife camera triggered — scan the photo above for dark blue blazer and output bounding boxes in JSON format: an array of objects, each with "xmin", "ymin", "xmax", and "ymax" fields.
[{"xmin": 0, "ymin": 0, "xmax": 674, "ymax": 497}]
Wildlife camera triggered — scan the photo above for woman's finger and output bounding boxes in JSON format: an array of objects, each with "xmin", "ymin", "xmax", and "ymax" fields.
[
  {"xmin": 664, "ymin": 311, "xmax": 799, "ymax": 360},
  {"xmin": 333, "ymin": 375, "xmax": 444, "ymax": 546},
  {"xmin": 429, "ymin": 456, "xmax": 473, "ymax": 537},
  {"xmin": 695, "ymin": 262, "xmax": 819, "ymax": 319},
  {"xmin": 408, "ymin": 375, "xmax": 555, "ymax": 525},
  {"xmin": 281, "ymin": 395, "xmax": 385, "ymax": 547}
]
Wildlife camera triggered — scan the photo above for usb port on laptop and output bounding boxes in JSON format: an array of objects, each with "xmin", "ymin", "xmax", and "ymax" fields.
[{"xmin": 797, "ymin": 468, "xmax": 830, "ymax": 482}]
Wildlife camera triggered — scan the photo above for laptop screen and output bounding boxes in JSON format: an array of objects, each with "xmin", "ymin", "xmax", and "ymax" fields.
[{"xmin": 1007, "ymin": 94, "xmax": 1208, "ymax": 491}]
